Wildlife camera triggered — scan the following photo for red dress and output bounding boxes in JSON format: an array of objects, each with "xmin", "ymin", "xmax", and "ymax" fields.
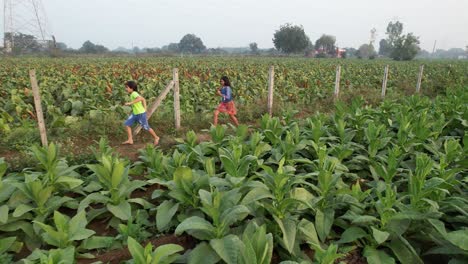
[{"xmin": 217, "ymin": 86, "xmax": 237, "ymax": 115}]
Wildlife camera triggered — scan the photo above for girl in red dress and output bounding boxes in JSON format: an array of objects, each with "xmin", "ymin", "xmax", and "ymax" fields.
[{"xmin": 213, "ymin": 76, "xmax": 239, "ymax": 126}]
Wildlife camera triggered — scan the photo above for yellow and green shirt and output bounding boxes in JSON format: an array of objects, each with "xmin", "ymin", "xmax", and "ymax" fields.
[{"xmin": 130, "ymin": 91, "xmax": 145, "ymax": 115}]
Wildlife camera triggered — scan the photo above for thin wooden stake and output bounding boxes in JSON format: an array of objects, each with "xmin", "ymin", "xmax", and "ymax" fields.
[
  {"xmin": 29, "ymin": 70, "xmax": 48, "ymax": 147},
  {"xmin": 381, "ymin": 65, "xmax": 389, "ymax": 98},
  {"xmin": 173, "ymin": 68, "xmax": 181, "ymax": 130},
  {"xmin": 267, "ymin": 66, "xmax": 274, "ymax": 116},
  {"xmin": 133, "ymin": 80, "xmax": 175, "ymax": 135},
  {"xmin": 334, "ymin": 65, "xmax": 341, "ymax": 101},
  {"xmin": 416, "ymin": 65, "xmax": 424, "ymax": 94}
]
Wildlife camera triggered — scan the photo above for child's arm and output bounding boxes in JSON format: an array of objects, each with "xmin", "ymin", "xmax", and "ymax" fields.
[
  {"xmin": 125, "ymin": 96, "xmax": 145, "ymax": 106},
  {"xmin": 142, "ymin": 97, "xmax": 147, "ymax": 111}
]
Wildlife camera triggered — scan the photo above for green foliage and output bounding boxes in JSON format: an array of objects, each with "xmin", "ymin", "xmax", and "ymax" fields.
[
  {"xmin": 80, "ymin": 154, "xmax": 147, "ymax": 220},
  {"xmin": 22, "ymin": 246, "xmax": 76, "ymax": 264},
  {"xmin": 127, "ymin": 236, "xmax": 183, "ymax": 264},
  {"xmin": 314, "ymin": 34, "xmax": 337, "ymax": 57},
  {"xmin": 0, "ymin": 83, "xmax": 467, "ymax": 263},
  {"xmin": 384, "ymin": 20, "xmax": 420, "ymax": 61},
  {"xmin": 273, "ymin": 23, "xmax": 311, "ymax": 54},
  {"xmin": 34, "ymin": 210, "xmax": 95, "ymax": 248},
  {"xmin": 178, "ymin": 34, "xmax": 206, "ymax": 54}
]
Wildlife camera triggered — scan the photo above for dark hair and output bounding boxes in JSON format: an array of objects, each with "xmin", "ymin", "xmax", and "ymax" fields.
[
  {"xmin": 125, "ymin": 80, "xmax": 138, "ymax": 91},
  {"xmin": 221, "ymin": 76, "xmax": 231, "ymax": 87}
]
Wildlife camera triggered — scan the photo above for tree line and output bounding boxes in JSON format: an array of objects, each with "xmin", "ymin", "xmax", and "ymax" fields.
[{"xmin": 2, "ymin": 20, "xmax": 467, "ymax": 61}]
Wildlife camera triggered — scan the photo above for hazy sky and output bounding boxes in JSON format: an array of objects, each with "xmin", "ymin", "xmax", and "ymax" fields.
[{"xmin": 4, "ymin": 0, "xmax": 468, "ymax": 51}]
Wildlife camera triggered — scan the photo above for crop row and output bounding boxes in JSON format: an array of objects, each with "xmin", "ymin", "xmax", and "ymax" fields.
[
  {"xmin": 1, "ymin": 58, "xmax": 467, "ymax": 134},
  {"xmin": 0, "ymin": 88, "xmax": 467, "ymax": 263}
]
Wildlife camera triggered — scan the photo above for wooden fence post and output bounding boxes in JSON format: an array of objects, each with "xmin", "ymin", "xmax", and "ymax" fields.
[
  {"xmin": 133, "ymin": 80, "xmax": 175, "ymax": 135},
  {"xmin": 29, "ymin": 70, "xmax": 48, "ymax": 147},
  {"xmin": 416, "ymin": 65, "xmax": 424, "ymax": 94},
  {"xmin": 334, "ymin": 65, "xmax": 341, "ymax": 101},
  {"xmin": 267, "ymin": 66, "xmax": 274, "ymax": 116},
  {"xmin": 381, "ymin": 65, "xmax": 389, "ymax": 98},
  {"xmin": 173, "ymin": 68, "xmax": 181, "ymax": 130}
]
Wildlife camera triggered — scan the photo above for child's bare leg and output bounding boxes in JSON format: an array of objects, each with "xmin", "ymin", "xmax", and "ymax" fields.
[
  {"xmin": 148, "ymin": 128, "xmax": 160, "ymax": 145},
  {"xmin": 229, "ymin": 114, "xmax": 239, "ymax": 126},
  {"xmin": 122, "ymin": 126, "xmax": 133, "ymax": 144},
  {"xmin": 213, "ymin": 110, "xmax": 220, "ymax": 126}
]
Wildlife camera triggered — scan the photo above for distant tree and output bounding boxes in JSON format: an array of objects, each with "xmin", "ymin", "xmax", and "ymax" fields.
[
  {"xmin": 145, "ymin": 47, "xmax": 161, "ymax": 53},
  {"xmin": 4, "ymin": 32, "xmax": 42, "ymax": 54},
  {"xmin": 249, "ymin": 42, "xmax": 259, "ymax": 54},
  {"xmin": 166, "ymin": 43, "xmax": 179, "ymax": 53},
  {"xmin": 178, "ymin": 34, "xmax": 206, "ymax": 54},
  {"xmin": 378, "ymin": 39, "xmax": 392, "ymax": 56},
  {"xmin": 272, "ymin": 23, "xmax": 311, "ymax": 54},
  {"xmin": 356, "ymin": 44, "xmax": 377, "ymax": 59},
  {"xmin": 383, "ymin": 21, "xmax": 420, "ymax": 61},
  {"xmin": 315, "ymin": 34, "xmax": 336, "ymax": 56},
  {"xmin": 386, "ymin": 21, "xmax": 403, "ymax": 47},
  {"xmin": 344, "ymin": 47, "xmax": 357, "ymax": 58},
  {"xmin": 56, "ymin": 42, "xmax": 68, "ymax": 51},
  {"xmin": 206, "ymin": 48, "xmax": 228, "ymax": 55},
  {"xmin": 132, "ymin": 46, "xmax": 141, "ymax": 54},
  {"xmin": 390, "ymin": 33, "xmax": 420, "ymax": 61},
  {"xmin": 79, "ymin": 40, "xmax": 108, "ymax": 54}
]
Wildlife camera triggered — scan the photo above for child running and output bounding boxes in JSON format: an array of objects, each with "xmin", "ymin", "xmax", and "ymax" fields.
[
  {"xmin": 122, "ymin": 80, "xmax": 160, "ymax": 146},
  {"xmin": 213, "ymin": 76, "xmax": 239, "ymax": 126}
]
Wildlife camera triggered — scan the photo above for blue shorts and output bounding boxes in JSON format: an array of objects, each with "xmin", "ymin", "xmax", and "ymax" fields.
[{"xmin": 124, "ymin": 112, "xmax": 151, "ymax": 131}]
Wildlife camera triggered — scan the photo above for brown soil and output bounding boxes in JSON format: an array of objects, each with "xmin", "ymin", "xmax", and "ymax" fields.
[
  {"xmin": 87, "ymin": 217, "xmax": 118, "ymax": 237},
  {"xmin": 1, "ymin": 129, "xmax": 211, "ymax": 168},
  {"xmin": 76, "ymin": 234, "xmax": 196, "ymax": 264},
  {"xmin": 130, "ymin": 183, "xmax": 165, "ymax": 200},
  {"xmin": 337, "ymin": 249, "xmax": 367, "ymax": 264}
]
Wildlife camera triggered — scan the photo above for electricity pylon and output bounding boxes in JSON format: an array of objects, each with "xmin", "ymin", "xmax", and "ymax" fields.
[{"xmin": 2, "ymin": 0, "xmax": 52, "ymax": 53}]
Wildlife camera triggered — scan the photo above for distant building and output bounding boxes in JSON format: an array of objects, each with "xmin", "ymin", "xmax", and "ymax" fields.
[{"xmin": 336, "ymin": 48, "xmax": 346, "ymax": 58}]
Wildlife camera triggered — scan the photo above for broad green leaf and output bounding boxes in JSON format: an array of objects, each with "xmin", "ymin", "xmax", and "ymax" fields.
[
  {"xmin": 316, "ymin": 209, "xmax": 334, "ymax": 243},
  {"xmin": 53, "ymin": 211, "xmax": 70, "ymax": 233},
  {"xmin": 337, "ymin": 227, "xmax": 367, "ymax": 244},
  {"xmin": 388, "ymin": 237, "xmax": 424, "ymax": 264},
  {"xmin": 220, "ymin": 205, "xmax": 250, "ymax": 227},
  {"xmin": 13, "ymin": 204, "xmax": 34, "ymax": 218},
  {"xmin": 156, "ymin": 200, "xmax": 179, "ymax": 232},
  {"xmin": 299, "ymin": 220, "xmax": 321, "ymax": 249},
  {"xmin": 188, "ymin": 242, "xmax": 220, "ymax": 264},
  {"xmin": 352, "ymin": 215, "xmax": 379, "ymax": 224},
  {"xmin": 128, "ymin": 198, "xmax": 154, "ymax": 208},
  {"xmin": 274, "ymin": 216, "xmax": 297, "ymax": 254},
  {"xmin": 0, "ymin": 205, "xmax": 8, "ymax": 223},
  {"xmin": 427, "ymin": 219, "xmax": 447, "ymax": 237},
  {"xmin": 446, "ymin": 230, "xmax": 468, "ymax": 250},
  {"xmin": 210, "ymin": 235, "xmax": 243, "ymax": 264},
  {"xmin": 0, "ymin": 237, "xmax": 16, "ymax": 254},
  {"xmin": 80, "ymin": 236, "xmax": 114, "ymax": 250},
  {"xmin": 127, "ymin": 237, "xmax": 146, "ymax": 264},
  {"xmin": 111, "ymin": 162, "xmax": 126, "ymax": 189},
  {"xmin": 241, "ymin": 187, "xmax": 274, "ymax": 205},
  {"xmin": 152, "ymin": 244, "xmax": 184, "ymax": 264},
  {"xmin": 175, "ymin": 216, "xmax": 215, "ymax": 239},
  {"xmin": 363, "ymin": 246, "xmax": 395, "ymax": 264},
  {"xmin": 107, "ymin": 201, "xmax": 132, "ymax": 220},
  {"xmin": 372, "ymin": 227, "xmax": 390, "ymax": 245},
  {"xmin": 55, "ymin": 176, "xmax": 83, "ymax": 189}
]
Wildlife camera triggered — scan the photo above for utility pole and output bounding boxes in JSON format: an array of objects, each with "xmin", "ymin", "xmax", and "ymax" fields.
[{"xmin": 2, "ymin": 0, "xmax": 52, "ymax": 53}]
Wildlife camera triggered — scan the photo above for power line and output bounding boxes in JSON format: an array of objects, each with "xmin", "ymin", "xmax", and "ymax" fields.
[{"xmin": 2, "ymin": 0, "xmax": 52, "ymax": 53}]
